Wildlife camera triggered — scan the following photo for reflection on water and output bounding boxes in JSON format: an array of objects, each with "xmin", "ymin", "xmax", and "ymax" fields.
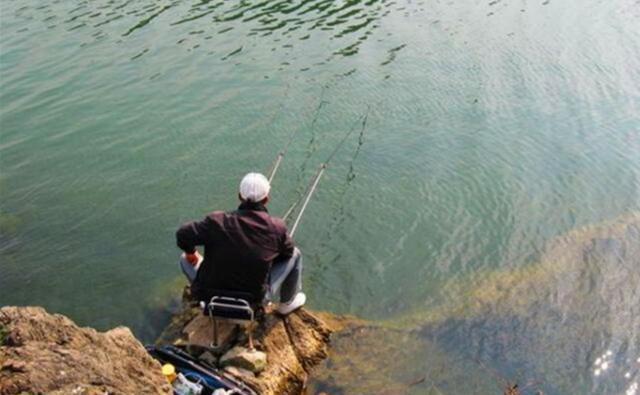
[{"xmin": 2, "ymin": 0, "xmax": 640, "ymax": 394}]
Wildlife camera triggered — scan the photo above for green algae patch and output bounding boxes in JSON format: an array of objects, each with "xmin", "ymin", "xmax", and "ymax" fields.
[
  {"xmin": 307, "ymin": 323, "xmax": 501, "ymax": 394},
  {"xmin": 380, "ymin": 261, "xmax": 559, "ymax": 332},
  {"xmin": 386, "ymin": 212, "xmax": 640, "ymax": 331}
]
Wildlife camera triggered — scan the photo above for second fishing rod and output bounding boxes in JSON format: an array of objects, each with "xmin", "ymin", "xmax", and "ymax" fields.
[{"xmin": 268, "ymin": 111, "xmax": 369, "ymax": 237}]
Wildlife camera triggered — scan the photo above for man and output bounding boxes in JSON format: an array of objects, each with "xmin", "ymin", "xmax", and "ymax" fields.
[{"xmin": 176, "ymin": 172, "xmax": 305, "ymax": 315}]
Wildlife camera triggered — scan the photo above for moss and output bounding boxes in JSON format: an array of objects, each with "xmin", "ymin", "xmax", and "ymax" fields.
[
  {"xmin": 386, "ymin": 211, "xmax": 640, "ymax": 331},
  {"xmin": 308, "ymin": 323, "xmax": 501, "ymax": 394}
]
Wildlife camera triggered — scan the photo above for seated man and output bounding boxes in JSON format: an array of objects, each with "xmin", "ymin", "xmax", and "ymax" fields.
[{"xmin": 176, "ymin": 172, "xmax": 305, "ymax": 315}]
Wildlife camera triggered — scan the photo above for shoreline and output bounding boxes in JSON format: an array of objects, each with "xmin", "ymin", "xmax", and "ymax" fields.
[{"xmin": 0, "ymin": 300, "xmax": 349, "ymax": 395}]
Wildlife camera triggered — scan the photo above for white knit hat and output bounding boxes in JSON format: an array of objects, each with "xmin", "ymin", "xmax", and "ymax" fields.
[{"xmin": 239, "ymin": 172, "xmax": 271, "ymax": 202}]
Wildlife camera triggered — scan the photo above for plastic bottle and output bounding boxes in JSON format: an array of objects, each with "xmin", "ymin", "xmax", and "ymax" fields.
[
  {"xmin": 172, "ymin": 373, "xmax": 203, "ymax": 395},
  {"xmin": 161, "ymin": 364, "xmax": 177, "ymax": 383}
]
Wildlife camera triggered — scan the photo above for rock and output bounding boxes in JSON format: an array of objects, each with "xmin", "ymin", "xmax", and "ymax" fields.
[
  {"xmin": 154, "ymin": 303, "xmax": 200, "ymax": 346},
  {"xmin": 198, "ymin": 350, "xmax": 218, "ymax": 366},
  {"xmin": 160, "ymin": 289, "xmax": 346, "ymax": 395},
  {"xmin": 0, "ymin": 306, "xmax": 171, "ymax": 395},
  {"xmin": 220, "ymin": 346, "xmax": 267, "ymax": 373},
  {"xmin": 223, "ymin": 365, "xmax": 256, "ymax": 379},
  {"xmin": 182, "ymin": 314, "xmax": 237, "ymax": 350},
  {"xmin": 1, "ymin": 360, "xmax": 26, "ymax": 372},
  {"xmin": 214, "ymin": 309, "xmax": 341, "ymax": 394},
  {"xmin": 281, "ymin": 309, "xmax": 333, "ymax": 371},
  {"xmin": 154, "ymin": 290, "xmax": 238, "ymax": 353}
]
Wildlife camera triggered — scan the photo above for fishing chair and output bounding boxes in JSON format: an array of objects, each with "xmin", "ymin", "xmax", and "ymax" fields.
[{"xmin": 200, "ymin": 290, "xmax": 259, "ymax": 351}]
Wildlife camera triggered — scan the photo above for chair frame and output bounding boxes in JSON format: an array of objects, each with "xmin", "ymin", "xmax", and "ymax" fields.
[{"xmin": 206, "ymin": 296, "xmax": 256, "ymax": 350}]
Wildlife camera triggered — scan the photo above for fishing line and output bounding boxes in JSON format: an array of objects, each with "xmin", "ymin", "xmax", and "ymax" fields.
[
  {"xmin": 284, "ymin": 110, "xmax": 369, "ymax": 237},
  {"xmin": 282, "ymin": 110, "xmax": 369, "ymax": 221},
  {"xmin": 317, "ymin": 107, "xmax": 370, "ymax": 249},
  {"xmin": 324, "ymin": 108, "xmax": 368, "ymax": 165},
  {"xmin": 282, "ymin": 112, "xmax": 366, "ymax": 222},
  {"xmin": 292, "ymin": 84, "xmax": 330, "ymax": 186},
  {"xmin": 267, "ymin": 84, "xmax": 328, "ymax": 183}
]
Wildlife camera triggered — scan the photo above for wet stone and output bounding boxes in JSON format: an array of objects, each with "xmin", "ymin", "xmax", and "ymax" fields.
[
  {"xmin": 224, "ymin": 365, "xmax": 257, "ymax": 379},
  {"xmin": 220, "ymin": 346, "xmax": 267, "ymax": 373}
]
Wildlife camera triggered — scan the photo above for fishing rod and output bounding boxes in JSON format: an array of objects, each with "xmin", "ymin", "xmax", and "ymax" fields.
[
  {"xmin": 289, "ymin": 164, "xmax": 326, "ymax": 237},
  {"xmin": 264, "ymin": 86, "xmax": 293, "ymax": 183},
  {"xmin": 267, "ymin": 127, "xmax": 296, "ymax": 183},
  {"xmin": 286, "ymin": 111, "xmax": 369, "ymax": 237}
]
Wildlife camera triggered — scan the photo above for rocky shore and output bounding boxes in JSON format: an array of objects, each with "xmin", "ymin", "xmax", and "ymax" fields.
[
  {"xmin": 154, "ymin": 292, "xmax": 350, "ymax": 395},
  {"xmin": 0, "ymin": 304, "xmax": 528, "ymax": 395},
  {"xmin": 0, "ymin": 306, "xmax": 171, "ymax": 394},
  {"xmin": 0, "ymin": 301, "xmax": 352, "ymax": 395}
]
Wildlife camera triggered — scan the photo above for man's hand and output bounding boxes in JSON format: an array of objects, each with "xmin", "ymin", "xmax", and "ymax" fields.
[{"xmin": 185, "ymin": 251, "xmax": 201, "ymax": 266}]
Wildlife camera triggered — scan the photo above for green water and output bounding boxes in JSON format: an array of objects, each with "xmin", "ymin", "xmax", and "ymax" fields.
[{"xmin": 1, "ymin": 0, "xmax": 639, "ymax": 393}]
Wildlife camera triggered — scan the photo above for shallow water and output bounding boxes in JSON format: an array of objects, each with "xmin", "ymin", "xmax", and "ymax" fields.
[
  {"xmin": 306, "ymin": 214, "xmax": 640, "ymax": 394},
  {"xmin": 1, "ymin": 0, "xmax": 639, "ymax": 393}
]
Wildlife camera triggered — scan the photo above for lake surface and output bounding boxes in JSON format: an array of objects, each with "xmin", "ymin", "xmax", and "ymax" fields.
[{"xmin": 1, "ymin": 0, "xmax": 639, "ymax": 393}]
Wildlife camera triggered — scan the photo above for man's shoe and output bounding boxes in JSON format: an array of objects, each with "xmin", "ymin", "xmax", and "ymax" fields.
[{"xmin": 276, "ymin": 292, "xmax": 306, "ymax": 315}]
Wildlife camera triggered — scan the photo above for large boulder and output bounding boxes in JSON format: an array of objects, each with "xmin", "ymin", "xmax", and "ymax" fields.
[{"xmin": 0, "ymin": 306, "xmax": 171, "ymax": 395}]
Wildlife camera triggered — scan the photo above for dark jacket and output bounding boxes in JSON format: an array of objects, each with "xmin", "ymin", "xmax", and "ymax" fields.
[{"xmin": 176, "ymin": 202, "xmax": 294, "ymax": 302}]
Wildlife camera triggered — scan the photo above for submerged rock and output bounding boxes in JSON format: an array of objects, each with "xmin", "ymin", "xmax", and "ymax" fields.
[
  {"xmin": 310, "ymin": 213, "xmax": 640, "ymax": 394},
  {"xmin": 0, "ymin": 306, "xmax": 171, "ymax": 395},
  {"xmin": 307, "ymin": 322, "xmax": 503, "ymax": 394}
]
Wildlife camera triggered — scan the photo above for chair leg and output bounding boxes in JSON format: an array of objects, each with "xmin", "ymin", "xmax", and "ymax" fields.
[
  {"xmin": 247, "ymin": 321, "xmax": 255, "ymax": 351},
  {"xmin": 212, "ymin": 317, "xmax": 219, "ymax": 348},
  {"xmin": 208, "ymin": 314, "xmax": 214, "ymax": 347}
]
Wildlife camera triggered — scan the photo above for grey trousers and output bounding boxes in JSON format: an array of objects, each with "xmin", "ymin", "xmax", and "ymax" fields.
[{"xmin": 179, "ymin": 247, "xmax": 303, "ymax": 304}]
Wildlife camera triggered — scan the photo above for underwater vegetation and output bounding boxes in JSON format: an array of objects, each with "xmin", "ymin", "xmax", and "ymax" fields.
[{"xmin": 308, "ymin": 213, "xmax": 640, "ymax": 394}]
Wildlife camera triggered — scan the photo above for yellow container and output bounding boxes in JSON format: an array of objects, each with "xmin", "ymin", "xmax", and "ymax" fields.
[{"xmin": 161, "ymin": 363, "xmax": 177, "ymax": 383}]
